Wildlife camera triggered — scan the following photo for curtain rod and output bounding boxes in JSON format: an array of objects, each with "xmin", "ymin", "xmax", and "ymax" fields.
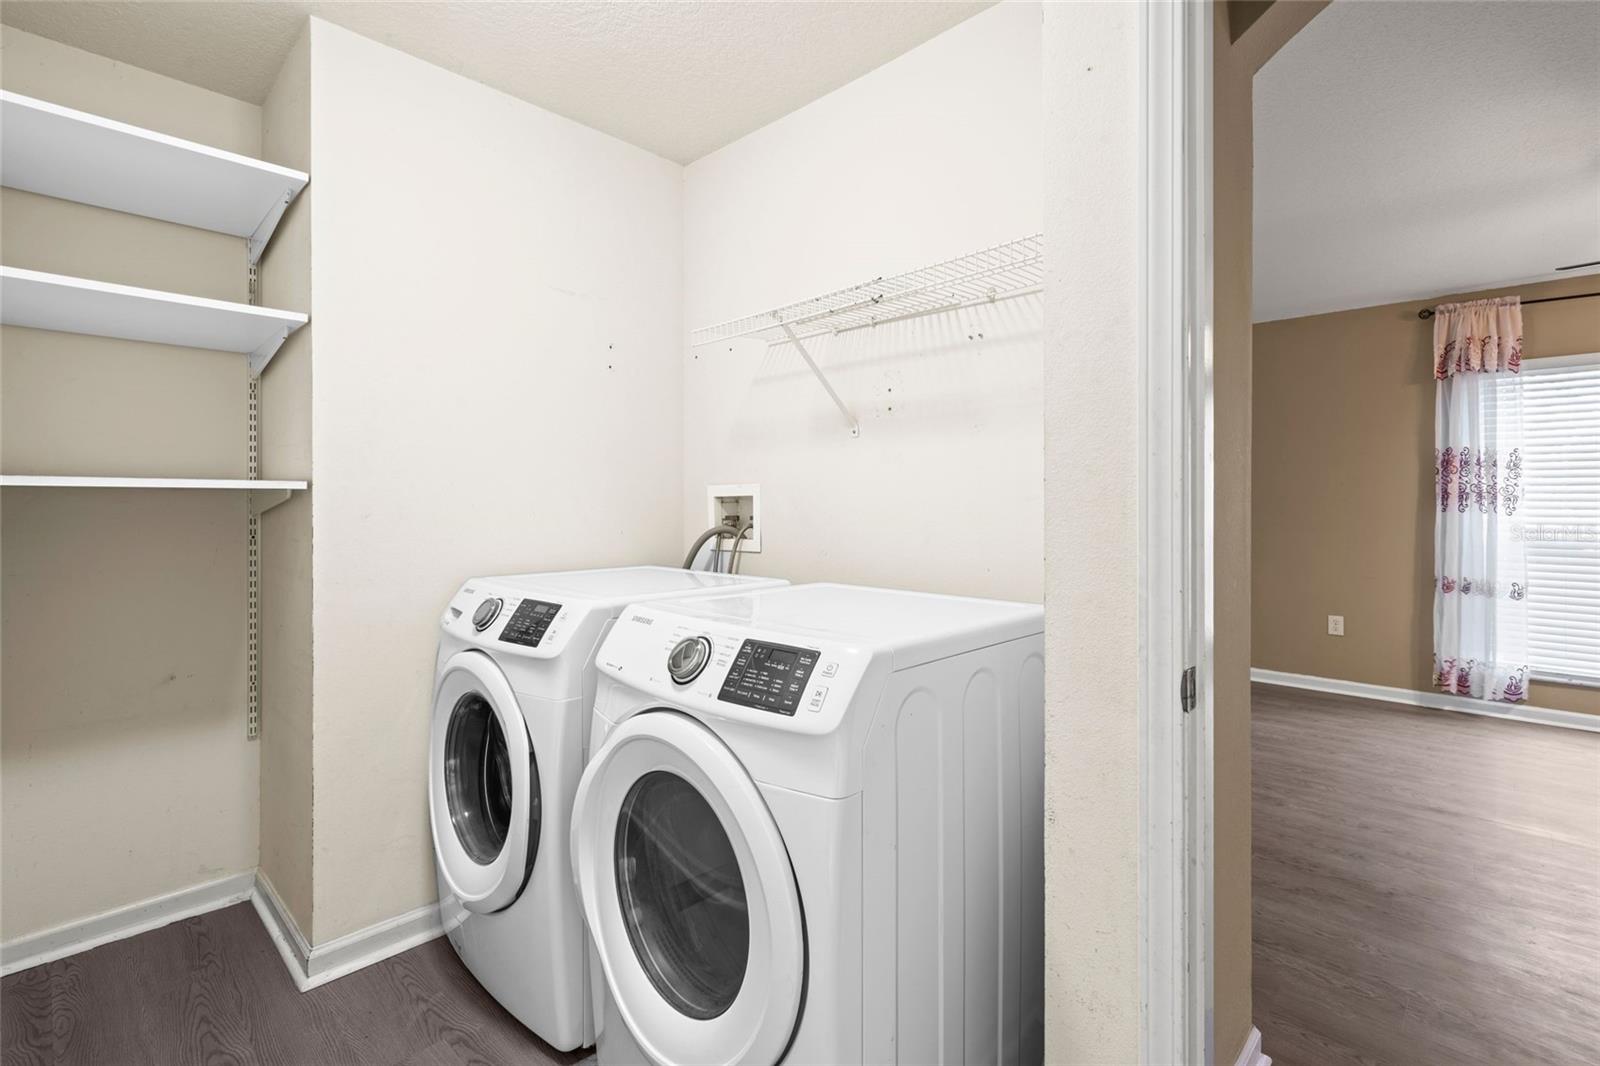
[{"xmin": 1417, "ymin": 291, "xmax": 1600, "ymax": 320}]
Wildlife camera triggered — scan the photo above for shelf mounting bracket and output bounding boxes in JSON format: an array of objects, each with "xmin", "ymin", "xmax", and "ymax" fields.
[
  {"xmin": 247, "ymin": 487, "xmax": 293, "ymax": 516},
  {"xmin": 247, "ymin": 326, "xmax": 291, "ymax": 377},
  {"xmin": 776, "ymin": 320, "xmax": 860, "ymax": 438},
  {"xmin": 246, "ymin": 188, "xmax": 296, "ymax": 266}
]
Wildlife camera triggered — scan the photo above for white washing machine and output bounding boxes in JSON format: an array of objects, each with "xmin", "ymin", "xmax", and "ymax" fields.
[
  {"xmin": 429, "ymin": 566, "xmax": 788, "ymax": 1051},
  {"xmin": 570, "ymin": 583, "xmax": 1045, "ymax": 1066}
]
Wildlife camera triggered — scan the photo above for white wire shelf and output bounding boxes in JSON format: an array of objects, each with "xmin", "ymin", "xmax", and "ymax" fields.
[
  {"xmin": 691, "ymin": 234, "xmax": 1043, "ymax": 347},
  {"xmin": 0, "ymin": 91, "xmax": 308, "ymax": 264},
  {"xmin": 689, "ymin": 234, "xmax": 1042, "ymax": 438}
]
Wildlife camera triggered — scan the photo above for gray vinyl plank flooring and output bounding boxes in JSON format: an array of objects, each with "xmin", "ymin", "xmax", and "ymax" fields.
[
  {"xmin": 1253, "ymin": 683, "xmax": 1600, "ymax": 1066},
  {"xmin": 9, "ymin": 686, "xmax": 1596, "ymax": 1066},
  {"xmin": 0, "ymin": 903, "xmax": 591, "ymax": 1066}
]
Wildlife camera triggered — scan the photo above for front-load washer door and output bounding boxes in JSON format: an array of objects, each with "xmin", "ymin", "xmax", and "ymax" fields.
[
  {"xmin": 430, "ymin": 651, "xmax": 538, "ymax": 915},
  {"xmin": 572, "ymin": 711, "xmax": 804, "ymax": 1066}
]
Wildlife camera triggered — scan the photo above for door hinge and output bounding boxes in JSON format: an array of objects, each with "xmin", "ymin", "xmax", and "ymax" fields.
[{"xmin": 1180, "ymin": 666, "xmax": 1196, "ymax": 713}]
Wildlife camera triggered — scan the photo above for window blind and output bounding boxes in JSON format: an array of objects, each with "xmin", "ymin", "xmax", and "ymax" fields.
[{"xmin": 1519, "ymin": 353, "xmax": 1600, "ymax": 686}]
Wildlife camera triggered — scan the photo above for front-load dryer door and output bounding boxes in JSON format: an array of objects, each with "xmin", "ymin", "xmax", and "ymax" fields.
[
  {"xmin": 572, "ymin": 711, "xmax": 804, "ymax": 1066},
  {"xmin": 430, "ymin": 651, "xmax": 538, "ymax": 915}
]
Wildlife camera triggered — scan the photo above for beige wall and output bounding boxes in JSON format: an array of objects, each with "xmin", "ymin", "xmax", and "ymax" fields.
[
  {"xmin": 303, "ymin": 20, "xmax": 685, "ymax": 942},
  {"xmin": 1041, "ymin": 3, "xmax": 1140, "ymax": 1060},
  {"xmin": 1254, "ymin": 273, "xmax": 1600, "ymax": 717},
  {"xmin": 0, "ymin": 27, "xmax": 263, "ymax": 939},
  {"xmin": 681, "ymin": 2, "xmax": 1042, "ymax": 602},
  {"xmin": 2, "ymin": 17, "xmax": 686, "ymax": 950},
  {"xmin": 256, "ymin": 28, "xmax": 316, "ymax": 935},
  {"xmin": 1213, "ymin": 2, "xmax": 1327, "ymax": 1060}
]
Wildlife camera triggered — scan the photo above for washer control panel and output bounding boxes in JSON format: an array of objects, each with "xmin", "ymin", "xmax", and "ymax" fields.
[
  {"xmin": 718, "ymin": 640, "xmax": 819, "ymax": 716},
  {"xmin": 498, "ymin": 598, "xmax": 563, "ymax": 648}
]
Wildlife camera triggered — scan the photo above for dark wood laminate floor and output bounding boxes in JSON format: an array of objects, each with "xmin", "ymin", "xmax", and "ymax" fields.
[
  {"xmin": 1, "ymin": 903, "xmax": 592, "ymax": 1066},
  {"xmin": 1253, "ymin": 683, "xmax": 1600, "ymax": 1066}
]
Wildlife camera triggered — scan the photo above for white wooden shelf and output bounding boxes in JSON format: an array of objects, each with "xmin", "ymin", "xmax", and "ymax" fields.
[
  {"xmin": 1, "ymin": 476, "xmax": 307, "ymax": 515},
  {"xmin": 1, "ymin": 476, "xmax": 306, "ymax": 489},
  {"xmin": 2, "ymin": 94, "xmax": 312, "ymax": 741},
  {"xmin": 0, "ymin": 266, "xmax": 307, "ymax": 374},
  {"xmin": 0, "ymin": 90, "xmax": 308, "ymax": 263}
]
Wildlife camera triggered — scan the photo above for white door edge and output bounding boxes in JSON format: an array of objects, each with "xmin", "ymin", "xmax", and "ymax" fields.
[{"xmin": 1139, "ymin": 2, "xmax": 1216, "ymax": 1064}]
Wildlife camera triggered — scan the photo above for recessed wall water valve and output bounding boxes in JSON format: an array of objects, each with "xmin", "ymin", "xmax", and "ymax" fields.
[{"xmin": 707, "ymin": 483, "xmax": 762, "ymax": 554}]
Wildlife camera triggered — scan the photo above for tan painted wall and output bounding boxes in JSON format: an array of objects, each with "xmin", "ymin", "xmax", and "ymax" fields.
[
  {"xmin": 303, "ymin": 20, "xmax": 685, "ymax": 942},
  {"xmin": 1213, "ymin": 2, "xmax": 1327, "ymax": 1060},
  {"xmin": 256, "ymin": 28, "xmax": 316, "ymax": 936},
  {"xmin": 0, "ymin": 27, "xmax": 263, "ymax": 939},
  {"xmin": 1041, "ymin": 4, "xmax": 1140, "ymax": 1060},
  {"xmin": 1254, "ymin": 274, "xmax": 1600, "ymax": 717}
]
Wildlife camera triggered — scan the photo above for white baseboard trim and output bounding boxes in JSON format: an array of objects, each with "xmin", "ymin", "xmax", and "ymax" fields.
[
  {"xmin": 300, "ymin": 897, "xmax": 443, "ymax": 991},
  {"xmin": 2, "ymin": 867, "xmax": 441, "ymax": 992},
  {"xmin": 252, "ymin": 870, "xmax": 443, "ymax": 992},
  {"xmin": 1, "ymin": 870, "xmax": 255, "ymax": 976},
  {"xmin": 1251, "ymin": 668, "xmax": 1600, "ymax": 733},
  {"xmin": 1233, "ymin": 1026, "xmax": 1270, "ymax": 1066},
  {"xmin": 251, "ymin": 870, "xmax": 314, "ymax": 990}
]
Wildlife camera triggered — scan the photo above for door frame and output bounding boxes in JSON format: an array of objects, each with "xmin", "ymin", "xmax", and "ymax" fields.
[{"xmin": 1139, "ymin": 2, "xmax": 1215, "ymax": 1064}]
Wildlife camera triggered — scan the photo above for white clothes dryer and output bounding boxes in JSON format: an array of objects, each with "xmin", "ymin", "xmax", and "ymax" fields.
[
  {"xmin": 570, "ymin": 583, "xmax": 1045, "ymax": 1066},
  {"xmin": 429, "ymin": 566, "xmax": 787, "ymax": 1051}
]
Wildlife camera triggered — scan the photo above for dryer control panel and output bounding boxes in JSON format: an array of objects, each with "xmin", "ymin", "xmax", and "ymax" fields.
[
  {"xmin": 718, "ymin": 640, "xmax": 819, "ymax": 716},
  {"xmin": 442, "ymin": 583, "xmax": 576, "ymax": 658},
  {"xmin": 498, "ymin": 598, "xmax": 562, "ymax": 648},
  {"xmin": 597, "ymin": 606, "xmax": 870, "ymax": 733}
]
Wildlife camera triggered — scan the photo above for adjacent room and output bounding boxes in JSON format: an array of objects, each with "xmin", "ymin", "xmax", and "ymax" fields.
[{"xmin": 1248, "ymin": 2, "xmax": 1600, "ymax": 1063}]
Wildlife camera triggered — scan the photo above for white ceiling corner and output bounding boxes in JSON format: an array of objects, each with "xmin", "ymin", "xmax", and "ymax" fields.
[
  {"xmin": 1253, "ymin": 0, "xmax": 1600, "ymax": 322},
  {"xmin": 0, "ymin": 1, "xmax": 994, "ymax": 165}
]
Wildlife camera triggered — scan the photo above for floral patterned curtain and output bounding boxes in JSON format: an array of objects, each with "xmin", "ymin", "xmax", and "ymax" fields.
[{"xmin": 1433, "ymin": 296, "xmax": 1529, "ymax": 702}]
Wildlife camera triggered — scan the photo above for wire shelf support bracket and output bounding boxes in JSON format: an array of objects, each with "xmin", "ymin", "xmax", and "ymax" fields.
[{"xmin": 778, "ymin": 321, "xmax": 860, "ymax": 438}]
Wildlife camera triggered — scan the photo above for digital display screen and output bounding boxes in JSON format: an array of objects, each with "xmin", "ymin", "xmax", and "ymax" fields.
[
  {"xmin": 499, "ymin": 599, "xmax": 561, "ymax": 647},
  {"xmin": 718, "ymin": 640, "xmax": 819, "ymax": 716}
]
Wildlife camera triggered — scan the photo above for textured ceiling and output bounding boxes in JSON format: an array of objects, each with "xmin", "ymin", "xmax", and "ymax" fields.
[
  {"xmin": 0, "ymin": 1, "xmax": 992, "ymax": 164},
  {"xmin": 1254, "ymin": 0, "xmax": 1600, "ymax": 322}
]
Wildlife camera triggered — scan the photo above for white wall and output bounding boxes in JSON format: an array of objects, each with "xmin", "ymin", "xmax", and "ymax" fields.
[
  {"xmin": 681, "ymin": 1, "xmax": 1043, "ymax": 602},
  {"xmin": 256, "ymin": 27, "xmax": 316, "ymax": 937},
  {"xmin": 1041, "ymin": 4, "xmax": 1141, "ymax": 1061},
  {"xmin": 0, "ymin": 27, "xmax": 263, "ymax": 941},
  {"xmin": 304, "ymin": 20, "xmax": 684, "ymax": 941}
]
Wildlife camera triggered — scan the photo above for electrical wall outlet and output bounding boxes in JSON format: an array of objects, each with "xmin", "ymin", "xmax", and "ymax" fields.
[
  {"xmin": 1328, "ymin": 614, "xmax": 1345, "ymax": 637},
  {"xmin": 707, "ymin": 483, "xmax": 761, "ymax": 553}
]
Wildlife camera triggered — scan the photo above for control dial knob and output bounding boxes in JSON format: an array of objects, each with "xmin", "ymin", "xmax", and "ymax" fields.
[
  {"xmin": 472, "ymin": 597, "xmax": 503, "ymax": 632},
  {"xmin": 668, "ymin": 636, "xmax": 713, "ymax": 685}
]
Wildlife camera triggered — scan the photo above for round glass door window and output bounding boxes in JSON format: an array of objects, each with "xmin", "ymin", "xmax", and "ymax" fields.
[
  {"xmin": 443, "ymin": 691, "xmax": 538, "ymax": 866},
  {"xmin": 614, "ymin": 771, "xmax": 750, "ymax": 1020}
]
